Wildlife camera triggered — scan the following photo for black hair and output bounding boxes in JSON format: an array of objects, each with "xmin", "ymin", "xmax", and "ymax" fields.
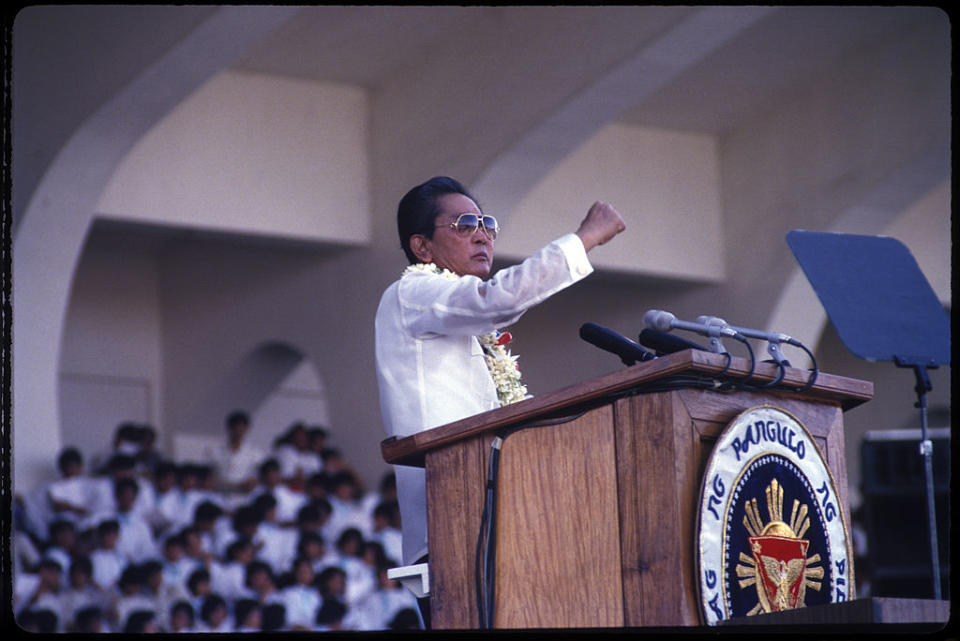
[
  {"xmin": 336, "ymin": 527, "xmax": 365, "ymax": 553},
  {"xmin": 170, "ymin": 599, "xmax": 195, "ymax": 621},
  {"xmin": 261, "ymin": 603, "xmax": 286, "ymax": 632},
  {"xmin": 226, "ymin": 410, "xmax": 249, "ymax": 429},
  {"xmin": 107, "ymin": 453, "xmax": 137, "ymax": 473},
  {"xmin": 113, "ymin": 476, "xmax": 139, "ymax": 497},
  {"xmin": 316, "ymin": 597, "xmax": 347, "ymax": 626},
  {"xmin": 163, "ymin": 532, "xmax": 186, "ymax": 550},
  {"xmin": 258, "ymin": 458, "xmax": 281, "ymax": 477},
  {"xmin": 57, "ymin": 447, "xmax": 83, "ymax": 474},
  {"xmin": 114, "ymin": 422, "xmax": 143, "ymax": 443},
  {"xmin": 311, "ymin": 497, "xmax": 332, "ymax": 518},
  {"xmin": 362, "ymin": 540, "xmax": 388, "ymax": 568},
  {"xmin": 25, "ymin": 609, "xmax": 60, "ymax": 633},
  {"xmin": 290, "ymin": 555, "xmax": 314, "ymax": 577},
  {"xmin": 187, "ymin": 567, "xmax": 211, "ymax": 594},
  {"xmin": 234, "ymin": 598, "xmax": 261, "ymax": 627},
  {"xmin": 117, "ymin": 564, "xmax": 145, "ymax": 589},
  {"xmin": 296, "ymin": 530, "xmax": 325, "ymax": 557},
  {"xmin": 244, "ymin": 560, "xmax": 274, "ymax": 589},
  {"xmin": 48, "ymin": 518, "xmax": 76, "ymax": 538},
  {"xmin": 307, "ymin": 471, "xmax": 330, "ymax": 491},
  {"xmin": 96, "ymin": 519, "xmax": 120, "ymax": 537},
  {"xmin": 200, "ymin": 594, "xmax": 227, "ymax": 622},
  {"xmin": 320, "ymin": 447, "xmax": 342, "ymax": 462},
  {"xmin": 372, "ymin": 502, "xmax": 394, "ymax": 522},
  {"xmin": 73, "ymin": 605, "xmax": 103, "ymax": 632},
  {"xmin": 252, "ymin": 492, "xmax": 278, "ymax": 519},
  {"xmin": 232, "ymin": 505, "xmax": 262, "ymax": 532},
  {"xmin": 296, "ymin": 502, "xmax": 321, "ymax": 525},
  {"xmin": 226, "ymin": 537, "xmax": 253, "ymax": 561},
  {"xmin": 379, "ymin": 471, "xmax": 397, "ymax": 492},
  {"xmin": 389, "ymin": 607, "xmax": 422, "ymax": 630},
  {"xmin": 140, "ymin": 559, "xmax": 163, "ymax": 578},
  {"xmin": 176, "ymin": 462, "xmax": 202, "ymax": 482},
  {"xmin": 37, "ymin": 557, "xmax": 63, "ymax": 573},
  {"xmin": 154, "ymin": 460, "xmax": 177, "ymax": 478},
  {"xmin": 123, "ymin": 610, "xmax": 157, "ymax": 633},
  {"xmin": 69, "ymin": 554, "xmax": 93, "ymax": 577},
  {"xmin": 193, "ymin": 500, "xmax": 224, "ymax": 524},
  {"xmin": 397, "ymin": 176, "xmax": 478, "ymax": 264},
  {"xmin": 315, "ymin": 566, "xmax": 346, "ymax": 598}
]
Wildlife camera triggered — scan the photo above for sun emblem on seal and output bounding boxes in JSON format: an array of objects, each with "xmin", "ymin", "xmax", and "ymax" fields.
[{"xmin": 735, "ymin": 478, "xmax": 824, "ymax": 615}]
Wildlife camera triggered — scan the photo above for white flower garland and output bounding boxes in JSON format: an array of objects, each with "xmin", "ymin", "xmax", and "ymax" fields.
[{"xmin": 402, "ymin": 263, "xmax": 529, "ymax": 405}]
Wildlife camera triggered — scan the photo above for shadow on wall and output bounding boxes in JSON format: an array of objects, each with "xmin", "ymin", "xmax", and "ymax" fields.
[{"xmin": 174, "ymin": 341, "xmax": 330, "ymax": 460}]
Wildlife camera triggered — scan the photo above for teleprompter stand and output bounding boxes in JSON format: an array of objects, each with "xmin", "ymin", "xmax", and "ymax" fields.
[{"xmin": 787, "ymin": 230, "xmax": 950, "ymax": 600}]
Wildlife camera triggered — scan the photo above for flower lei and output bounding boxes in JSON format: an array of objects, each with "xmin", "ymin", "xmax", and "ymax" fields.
[{"xmin": 402, "ymin": 263, "xmax": 529, "ymax": 405}]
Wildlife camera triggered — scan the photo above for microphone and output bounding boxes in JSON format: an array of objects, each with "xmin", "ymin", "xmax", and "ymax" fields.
[
  {"xmin": 695, "ymin": 316, "xmax": 800, "ymax": 346},
  {"xmin": 643, "ymin": 310, "xmax": 740, "ymax": 338},
  {"xmin": 696, "ymin": 316, "xmax": 796, "ymax": 366},
  {"xmin": 638, "ymin": 328, "xmax": 708, "ymax": 356},
  {"xmin": 643, "ymin": 310, "xmax": 741, "ymax": 354},
  {"xmin": 579, "ymin": 322, "xmax": 656, "ymax": 366}
]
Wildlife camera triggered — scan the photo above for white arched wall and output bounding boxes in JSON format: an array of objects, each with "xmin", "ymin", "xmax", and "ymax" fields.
[
  {"xmin": 171, "ymin": 341, "xmax": 330, "ymax": 463},
  {"xmin": 494, "ymin": 123, "xmax": 724, "ymax": 281},
  {"xmin": 12, "ymin": 7, "xmax": 302, "ymax": 490}
]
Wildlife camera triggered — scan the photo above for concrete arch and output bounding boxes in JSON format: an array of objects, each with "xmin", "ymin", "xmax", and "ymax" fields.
[
  {"xmin": 12, "ymin": 6, "xmax": 301, "ymax": 489},
  {"xmin": 169, "ymin": 339, "xmax": 331, "ymax": 465},
  {"xmin": 179, "ymin": 340, "xmax": 329, "ymax": 452},
  {"xmin": 471, "ymin": 6, "xmax": 777, "ymax": 220}
]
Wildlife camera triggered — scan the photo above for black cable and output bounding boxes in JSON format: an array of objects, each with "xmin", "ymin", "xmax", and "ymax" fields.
[
  {"xmin": 483, "ymin": 437, "xmax": 501, "ymax": 629},
  {"xmin": 738, "ymin": 336, "xmax": 756, "ymax": 385},
  {"xmin": 717, "ymin": 335, "xmax": 755, "ymax": 392},
  {"xmin": 474, "ymin": 489, "xmax": 488, "ymax": 627},
  {"xmin": 787, "ymin": 340, "xmax": 819, "ymax": 393},
  {"xmin": 717, "ymin": 351, "xmax": 733, "ymax": 378},
  {"xmin": 758, "ymin": 360, "xmax": 787, "ymax": 389}
]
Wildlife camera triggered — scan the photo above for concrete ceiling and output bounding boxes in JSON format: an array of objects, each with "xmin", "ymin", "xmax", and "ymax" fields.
[
  {"xmin": 228, "ymin": 5, "xmax": 933, "ymax": 135},
  {"xmin": 11, "ymin": 5, "xmax": 942, "ymax": 226}
]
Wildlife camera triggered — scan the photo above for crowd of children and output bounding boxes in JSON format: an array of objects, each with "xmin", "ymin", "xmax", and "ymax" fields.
[{"xmin": 12, "ymin": 414, "xmax": 420, "ymax": 633}]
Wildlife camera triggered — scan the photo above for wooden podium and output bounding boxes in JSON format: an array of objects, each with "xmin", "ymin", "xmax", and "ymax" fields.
[{"xmin": 381, "ymin": 350, "xmax": 873, "ymax": 629}]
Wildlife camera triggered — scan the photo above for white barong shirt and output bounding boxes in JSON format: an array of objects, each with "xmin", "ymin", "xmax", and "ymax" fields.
[{"xmin": 374, "ymin": 233, "xmax": 593, "ymax": 564}]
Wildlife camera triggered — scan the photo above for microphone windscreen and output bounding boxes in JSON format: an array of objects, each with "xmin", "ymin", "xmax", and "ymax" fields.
[
  {"xmin": 579, "ymin": 322, "xmax": 654, "ymax": 365},
  {"xmin": 643, "ymin": 309, "xmax": 675, "ymax": 332},
  {"xmin": 638, "ymin": 328, "xmax": 707, "ymax": 355}
]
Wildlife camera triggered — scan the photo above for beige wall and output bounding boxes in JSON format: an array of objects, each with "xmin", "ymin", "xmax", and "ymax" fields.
[{"xmin": 98, "ymin": 72, "xmax": 370, "ymax": 244}]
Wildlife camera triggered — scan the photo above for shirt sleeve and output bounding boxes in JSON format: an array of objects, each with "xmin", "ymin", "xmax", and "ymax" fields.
[{"xmin": 397, "ymin": 233, "xmax": 593, "ymax": 338}]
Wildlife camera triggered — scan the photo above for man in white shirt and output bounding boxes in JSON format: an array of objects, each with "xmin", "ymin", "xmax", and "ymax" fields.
[
  {"xmin": 375, "ymin": 176, "xmax": 626, "ymax": 628},
  {"xmin": 111, "ymin": 478, "xmax": 160, "ymax": 564},
  {"xmin": 206, "ymin": 411, "xmax": 265, "ymax": 494},
  {"xmin": 374, "ymin": 176, "xmax": 625, "ymax": 614}
]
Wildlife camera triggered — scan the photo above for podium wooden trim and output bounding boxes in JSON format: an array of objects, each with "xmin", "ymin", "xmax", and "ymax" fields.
[{"xmin": 381, "ymin": 350, "xmax": 873, "ymax": 629}]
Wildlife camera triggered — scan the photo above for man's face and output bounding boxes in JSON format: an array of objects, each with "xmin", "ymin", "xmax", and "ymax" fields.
[
  {"xmin": 62, "ymin": 461, "xmax": 83, "ymax": 478},
  {"xmin": 116, "ymin": 487, "xmax": 137, "ymax": 512},
  {"xmin": 416, "ymin": 193, "xmax": 494, "ymax": 279},
  {"xmin": 228, "ymin": 423, "xmax": 249, "ymax": 444}
]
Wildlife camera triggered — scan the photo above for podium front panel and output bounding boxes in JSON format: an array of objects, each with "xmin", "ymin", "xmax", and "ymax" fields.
[{"xmin": 495, "ymin": 404, "xmax": 623, "ymax": 627}]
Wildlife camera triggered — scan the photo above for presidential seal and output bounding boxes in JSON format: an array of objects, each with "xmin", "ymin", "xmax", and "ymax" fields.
[{"xmin": 696, "ymin": 406, "xmax": 854, "ymax": 625}]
